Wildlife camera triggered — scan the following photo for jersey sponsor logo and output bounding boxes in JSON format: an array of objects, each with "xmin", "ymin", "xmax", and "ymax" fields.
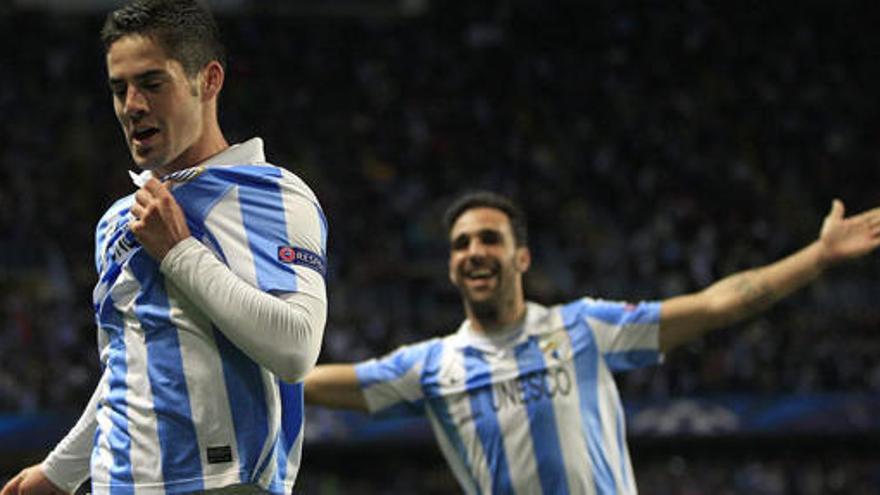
[
  {"xmin": 489, "ymin": 366, "xmax": 573, "ymax": 413},
  {"xmin": 277, "ymin": 245, "xmax": 327, "ymax": 276},
  {"xmin": 111, "ymin": 230, "xmax": 139, "ymax": 266}
]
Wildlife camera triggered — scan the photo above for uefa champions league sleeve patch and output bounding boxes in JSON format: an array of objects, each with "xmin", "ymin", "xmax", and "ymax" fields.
[{"xmin": 278, "ymin": 245, "xmax": 327, "ymax": 277}]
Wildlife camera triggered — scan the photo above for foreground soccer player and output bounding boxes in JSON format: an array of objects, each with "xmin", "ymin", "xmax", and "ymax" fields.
[
  {"xmin": 305, "ymin": 190, "xmax": 880, "ymax": 494},
  {"xmin": 2, "ymin": 1, "xmax": 327, "ymax": 494}
]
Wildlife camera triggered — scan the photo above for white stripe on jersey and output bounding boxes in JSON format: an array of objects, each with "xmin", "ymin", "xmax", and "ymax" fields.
[
  {"xmin": 426, "ymin": 406, "xmax": 481, "ymax": 495},
  {"xmin": 596, "ymin": 361, "xmax": 627, "ymax": 493},
  {"xmin": 545, "ymin": 308, "xmax": 595, "ymax": 494},
  {"xmin": 438, "ymin": 346, "xmax": 487, "ymax": 494},
  {"xmin": 165, "ymin": 281, "xmax": 241, "ymax": 489},
  {"xmin": 205, "ymin": 186, "xmax": 258, "ymax": 285},
  {"xmin": 486, "ymin": 352, "xmax": 539, "ymax": 495},
  {"xmin": 90, "ymin": 369, "xmax": 112, "ymax": 494}
]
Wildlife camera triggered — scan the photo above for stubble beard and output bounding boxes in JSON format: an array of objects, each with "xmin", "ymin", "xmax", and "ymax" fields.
[{"xmin": 462, "ymin": 274, "xmax": 513, "ymax": 326}]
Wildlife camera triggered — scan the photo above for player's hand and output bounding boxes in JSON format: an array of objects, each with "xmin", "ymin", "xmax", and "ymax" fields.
[
  {"xmin": 818, "ymin": 199, "xmax": 880, "ymax": 267},
  {"xmin": 130, "ymin": 176, "xmax": 191, "ymax": 262},
  {"xmin": 1, "ymin": 465, "xmax": 65, "ymax": 495}
]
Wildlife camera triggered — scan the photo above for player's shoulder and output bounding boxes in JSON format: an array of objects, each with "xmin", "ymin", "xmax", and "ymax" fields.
[{"xmin": 202, "ymin": 162, "xmax": 320, "ymax": 205}]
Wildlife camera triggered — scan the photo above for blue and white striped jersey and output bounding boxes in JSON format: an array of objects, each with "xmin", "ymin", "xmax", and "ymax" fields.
[
  {"xmin": 356, "ymin": 299, "xmax": 662, "ymax": 495},
  {"xmin": 91, "ymin": 138, "xmax": 327, "ymax": 494}
]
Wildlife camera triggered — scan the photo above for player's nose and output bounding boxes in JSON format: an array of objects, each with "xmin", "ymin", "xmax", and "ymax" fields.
[{"xmin": 123, "ymin": 86, "xmax": 149, "ymax": 119}]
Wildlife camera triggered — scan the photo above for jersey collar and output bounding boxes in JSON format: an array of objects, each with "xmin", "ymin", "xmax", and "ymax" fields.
[
  {"xmin": 129, "ymin": 137, "xmax": 267, "ymax": 187},
  {"xmin": 455, "ymin": 301, "xmax": 549, "ymax": 352}
]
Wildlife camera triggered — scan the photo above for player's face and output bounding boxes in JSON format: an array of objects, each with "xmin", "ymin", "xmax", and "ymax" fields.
[
  {"xmin": 107, "ymin": 34, "xmax": 206, "ymax": 175},
  {"xmin": 448, "ymin": 207, "xmax": 530, "ymax": 317}
]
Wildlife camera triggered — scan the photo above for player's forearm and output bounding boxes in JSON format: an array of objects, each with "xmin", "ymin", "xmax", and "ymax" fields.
[
  {"xmin": 41, "ymin": 372, "xmax": 105, "ymax": 492},
  {"xmin": 660, "ymin": 241, "xmax": 825, "ymax": 351},
  {"xmin": 161, "ymin": 237, "xmax": 326, "ymax": 383},
  {"xmin": 304, "ymin": 365, "xmax": 368, "ymax": 411},
  {"xmin": 704, "ymin": 240, "xmax": 824, "ymax": 323}
]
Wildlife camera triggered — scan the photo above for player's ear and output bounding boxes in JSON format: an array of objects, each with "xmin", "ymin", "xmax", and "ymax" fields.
[
  {"xmin": 515, "ymin": 246, "xmax": 531, "ymax": 273},
  {"xmin": 448, "ymin": 256, "xmax": 459, "ymax": 287},
  {"xmin": 201, "ymin": 61, "xmax": 224, "ymax": 101}
]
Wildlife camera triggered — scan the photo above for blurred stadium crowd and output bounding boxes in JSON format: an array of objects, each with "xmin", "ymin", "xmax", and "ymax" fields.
[{"xmin": 1, "ymin": 1, "xmax": 879, "ymax": 492}]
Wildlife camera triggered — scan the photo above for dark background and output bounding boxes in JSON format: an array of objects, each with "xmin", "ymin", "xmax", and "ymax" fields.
[{"xmin": 1, "ymin": 1, "xmax": 879, "ymax": 493}]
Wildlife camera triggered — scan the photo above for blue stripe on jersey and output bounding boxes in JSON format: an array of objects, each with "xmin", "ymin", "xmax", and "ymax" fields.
[
  {"xmin": 464, "ymin": 347, "xmax": 513, "ymax": 495},
  {"xmin": 272, "ymin": 382, "xmax": 303, "ymax": 490},
  {"xmin": 236, "ymin": 177, "xmax": 298, "ymax": 294},
  {"xmin": 171, "ymin": 172, "xmax": 235, "ymax": 222},
  {"xmin": 514, "ymin": 338, "xmax": 569, "ymax": 495},
  {"xmin": 98, "ymin": 296, "xmax": 135, "ymax": 494},
  {"xmin": 129, "ymin": 254, "xmax": 204, "ymax": 492},
  {"xmin": 562, "ymin": 302, "xmax": 617, "ymax": 494},
  {"xmin": 421, "ymin": 343, "xmax": 480, "ymax": 494},
  {"xmin": 213, "ymin": 327, "xmax": 269, "ymax": 483},
  {"xmin": 604, "ymin": 350, "xmax": 658, "ymax": 371}
]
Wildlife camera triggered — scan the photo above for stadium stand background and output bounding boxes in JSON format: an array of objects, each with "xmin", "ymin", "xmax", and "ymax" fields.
[{"xmin": 1, "ymin": 0, "xmax": 879, "ymax": 492}]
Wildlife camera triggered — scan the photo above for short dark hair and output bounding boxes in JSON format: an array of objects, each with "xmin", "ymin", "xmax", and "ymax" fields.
[
  {"xmin": 443, "ymin": 190, "xmax": 528, "ymax": 247},
  {"xmin": 101, "ymin": 0, "xmax": 226, "ymax": 77}
]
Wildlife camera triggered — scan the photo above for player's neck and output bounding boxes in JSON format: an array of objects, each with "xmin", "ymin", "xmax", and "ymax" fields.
[
  {"xmin": 467, "ymin": 299, "xmax": 527, "ymax": 335},
  {"xmin": 157, "ymin": 126, "xmax": 229, "ymax": 177}
]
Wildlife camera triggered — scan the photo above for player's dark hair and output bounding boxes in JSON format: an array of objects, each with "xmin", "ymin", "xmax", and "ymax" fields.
[
  {"xmin": 443, "ymin": 190, "xmax": 528, "ymax": 247},
  {"xmin": 101, "ymin": 0, "xmax": 226, "ymax": 77}
]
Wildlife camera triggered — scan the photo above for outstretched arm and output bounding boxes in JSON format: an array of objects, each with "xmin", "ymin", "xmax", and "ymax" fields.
[
  {"xmin": 303, "ymin": 364, "xmax": 368, "ymax": 412},
  {"xmin": 660, "ymin": 200, "xmax": 880, "ymax": 352}
]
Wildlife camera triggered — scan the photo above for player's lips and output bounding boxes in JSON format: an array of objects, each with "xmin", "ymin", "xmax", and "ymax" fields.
[
  {"xmin": 131, "ymin": 127, "xmax": 160, "ymax": 147},
  {"xmin": 462, "ymin": 265, "xmax": 498, "ymax": 288}
]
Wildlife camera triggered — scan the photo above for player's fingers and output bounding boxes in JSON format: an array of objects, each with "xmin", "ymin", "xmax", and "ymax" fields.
[
  {"xmin": 134, "ymin": 187, "xmax": 154, "ymax": 208},
  {"xmin": 870, "ymin": 219, "xmax": 880, "ymax": 237},
  {"xmin": 143, "ymin": 176, "xmax": 167, "ymax": 196},
  {"xmin": 828, "ymin": 199, "xmax": 844, "ymax": 220},
  {"xmin": 1, "ymin": 472, "xmax": 23, "ymax": 495},
  {"xmin": 130, "ymin": 202, "xmax": 144, "ymax": 220}
]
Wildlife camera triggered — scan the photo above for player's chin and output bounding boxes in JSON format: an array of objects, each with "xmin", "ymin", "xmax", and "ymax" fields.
[
  {"xmin": 463, "ymin": 287, "xmax": 497, "ymax": 305},
  {"xmin": 131, "ymin": 150, "xmax": 163, "ymax": 171}
]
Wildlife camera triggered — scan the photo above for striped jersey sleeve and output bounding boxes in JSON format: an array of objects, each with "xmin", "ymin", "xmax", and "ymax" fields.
[
  {"xmin": 172, "ymin": 165, "xmax": 328, "ymax": 296},
  {"xmin": 354, "ymin": 339, "xmax": 441, "ymax": 417},
  {"xmin": 561, "ymin": 297, "xmax": 662, "ymax": 371}
]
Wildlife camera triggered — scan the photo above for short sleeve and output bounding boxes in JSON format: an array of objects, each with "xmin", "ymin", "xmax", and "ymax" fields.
[
  {"xmin": 355, "ymin": 339, "xmax": 439, "ymax": 417},
  {"xmin": 562, "ymin": 298, "xmax": 663, "ymax": 371}
]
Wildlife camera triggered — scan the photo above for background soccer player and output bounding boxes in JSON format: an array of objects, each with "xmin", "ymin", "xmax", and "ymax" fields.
[
  {"xmin": 304, "ymin": 190, "xmax": 880, "ymax": 494},
  {"xmin": 1, "ymin": 1, "xmax": 327, "ymax": 494}
]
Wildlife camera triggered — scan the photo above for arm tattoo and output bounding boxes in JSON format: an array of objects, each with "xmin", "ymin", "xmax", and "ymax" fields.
[{"xmin": 731, "ymin": 271, "xmax": 776, "ymax": 315}]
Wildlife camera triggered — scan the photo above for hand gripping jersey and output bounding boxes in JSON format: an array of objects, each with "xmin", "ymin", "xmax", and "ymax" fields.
[
  {"xmin": 90, "ymin": 138, "xmax": 327, "ymax": 494},
  {"xmin": 356, "ymin": 299, "xmax": 662, "ymax": 495}
]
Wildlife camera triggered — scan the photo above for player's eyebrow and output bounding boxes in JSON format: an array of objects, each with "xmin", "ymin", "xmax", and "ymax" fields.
[
  {"xmin": 108, "ymin": 69, "xmax": 169, "ymax": 87},
  {"xmin": 450, "ymin": 228, "xmax": 502, "ymax": 249}
]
